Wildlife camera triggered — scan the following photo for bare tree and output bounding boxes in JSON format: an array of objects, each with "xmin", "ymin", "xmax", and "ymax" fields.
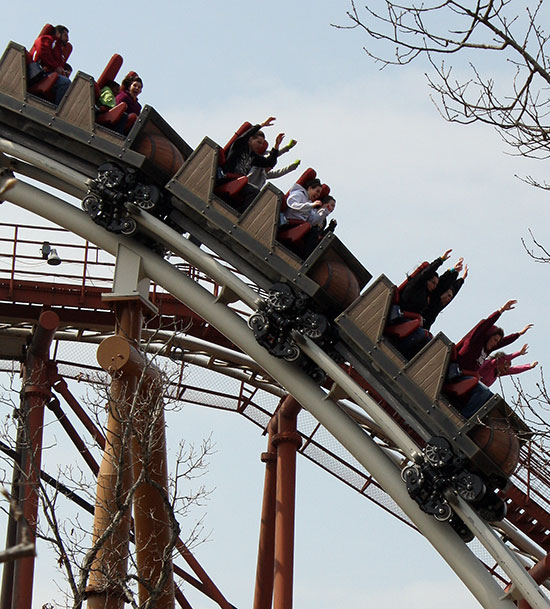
[
  {"xmin": 0, "ymin": 489, "xmax": 34, "ymax": 563},
  {"xmin": 0, "ymin": 338, "xmax": 213, "ymax": 609},
  {"xmin": 337, "ymin": 0, "xmax": 550, "ymax": 166},
  {"xmin": 522, "ymin": 228, "xmax": 550, "ymax": 262}
]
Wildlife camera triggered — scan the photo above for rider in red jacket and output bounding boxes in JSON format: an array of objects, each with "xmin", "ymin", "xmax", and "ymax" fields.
[
  {"xmin": 30, "ymin": 24, "xmax": 72, "ymax": 104},
  {"xmin": 455, "ymin": 300, "xmax": 532, "ymax": 372}
]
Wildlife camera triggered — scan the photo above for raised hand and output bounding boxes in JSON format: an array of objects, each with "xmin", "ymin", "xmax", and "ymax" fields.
[
  {"xmin": 519, "ymin": 343, "xmax": 528, "ymax": 356},
  {"xmin": 519, "ymin": 323, "xmax": 534, "ymax": 336},
  {"xmin": 499, "ymin": 300, "xmax": 517, "ymax": 313}
]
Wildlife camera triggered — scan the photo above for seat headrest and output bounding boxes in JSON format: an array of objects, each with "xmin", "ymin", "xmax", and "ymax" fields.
[
  {"xmin": 320, "ymin": 184, "xmax": 330, "ymax": 199},
  {"xmin": 257, "ymin": 140, "xmax": 269, "ymax": 155},
  {"xmin": 97, "ymin": 54, "xmax": 123, "ymax": 89},
  {"xmin": 39, "ymin": 23, "xmax": 56, "ymax": 37},
  {"xmin": 296, "ymin": 167, "xmax": 317, "ymax": 186},
  {"xmin": 223, "ymin": 121, "xmax": 253, "ymax": 156},
  {"xmin": 397, "ymin": 261, "xmax": 430, "ymax": 295}
]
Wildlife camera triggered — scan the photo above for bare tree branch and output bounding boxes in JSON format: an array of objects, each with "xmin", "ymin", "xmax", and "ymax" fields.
[{"xmin": 335, "ymin": 0, "xmax": 550, "ymax": 159}]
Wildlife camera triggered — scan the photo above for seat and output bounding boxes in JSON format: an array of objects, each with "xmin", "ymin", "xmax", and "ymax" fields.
[
  {"xmin": 384, "ymin": 312, "xmax": 423, "ymax": 339},
  {"xmin": 214, "ymin": 121, "xmax": 254, "ymax": 201},
  {"xmin": 218, "ymin": 121, "xmax": 253, "ymax": 167},
  {"xmin": 94, "ymin": 54, "xmax": 131, "ymax": 131},
  {"xmin": 27, "ymin": 67, "xmax": 59, "ymax": 100},
  {"xmin": 277, "ymin": 219, "xmax": 313, "ymax": 244},
  {"xmin": 443, "ymin": 372, "xmax": 479, "ymax": 399},
  {"xmin": 215, "ymin": 175, "xmax": 248, "ymax": 198},
  {"xmin": 396, "ymin": 261, "xmax": 430, "ymax": 298},
  {"xmin": 280, "ymin": 167, "xmax": 317, "ymax": 211},
  {"xmin": 383, "ymin": 261, "xmax": 432, "ymax": 339}
]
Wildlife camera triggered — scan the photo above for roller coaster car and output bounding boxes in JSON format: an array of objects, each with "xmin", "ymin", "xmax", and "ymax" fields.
[
  {"xmin": 0, "ymin": 40, "xmax": 192, "ymax": 186},
  {"xmin": 334, "ymin": 275, "xmax": 532, "ymax": 525},
  {"xmin": 166, "ymin": 136, "xmax": 371, "ymax": 316}
]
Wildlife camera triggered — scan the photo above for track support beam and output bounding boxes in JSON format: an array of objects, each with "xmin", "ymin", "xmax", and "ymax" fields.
[{"xmin": 9, "ymin": 311, "xmax": 59, "ymax": 609}]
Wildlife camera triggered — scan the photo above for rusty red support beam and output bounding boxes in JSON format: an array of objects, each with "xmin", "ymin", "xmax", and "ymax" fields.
[
  {"xmin": 48, "ymin": 367, "xmax": 106, "ymax": 450},
  {"xmin": 0, "ymin": 278, "xmax": 236, "ymax": 345},
  {"xmin": 46, "ymin": 395, "xmax": 100, "ymax": 476},
  {"xmin": 0, "ymin": 417, "xmax": 25, "ymax": 609},
  {"xmin": 173, "ymin": 563, "xmax": 210, "ymax": 595},
  {"xmin": 11, "ymin": 310, "xmax": 59, "ymax": 609},
  {"xmin": 273, "ymin": 396, "xmax": 302, "ymax": 609},
  {"xmin": 175, "ymin": 538, "xmax": 236, "ymax": 609},
  {"xmin": 131, "ymin": 382, "xmax": 176, "ymax": 609},
  {"xmin": 174, "ymin": 587, "xmax": 193, "ymax": 609},
  {"xmin": 253, "ymin": 416, "xmax": 278, "ymax": 609},
  {"xmin": 86, "ymin": 303, "xmax": 142, "ymax": 609}
]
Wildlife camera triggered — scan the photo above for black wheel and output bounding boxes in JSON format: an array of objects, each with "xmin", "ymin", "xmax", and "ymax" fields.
[
  {"xmin": 134, "ymin": 184, "xmax": 160, "ymax": 210},
  {"xmin": 293, "ymin": 293, "xmax": 309, "ymax": 311},
  {"xmin": 283, "ymin": 344, "xmax": 300, "ymax": 362},
  {"xmin": 477, "ymin": 494, "xmax": 507, "ymax": 523},
  {"xmin": 82, "ymin": 194, "xmax": 99, "ymax": 213},
  {"xmin": 425, "ymin": 437, "xmax": 454, "ymax": 468},
  {"xmin": 434, "ymin": 502, "xmax": 453, "ymax": 522},
  {"xmin": 248, "ymin": 312, "xmax": 269, "ymax": 337},
  {"xmin": 453, "ymin": 471, "xmax": 486, "ymax": 503},
  {"xmin": 97, "ymin": 163, "xmax": 124, "ymax": 188},
  {"xmin": 267, "ymin": 283, "xmax": 295, "ymax": 311},
  {"xmin": 401, "ymin": 464, "xmax": 423, "ymax": 485},
  {"xmin": 449, "ymin": 515, "xmax": 474, "ymax": 543},
  {"xmin": 121, "ymin": 217, "xmax": 137, "ymax": 235},
  {"xmin": 300, "ymin": 312, "xmax": 328, "ymax": 340},
  {"xmin": 308, "ymin": 366, "xmax": 327, "ymax": 384}
]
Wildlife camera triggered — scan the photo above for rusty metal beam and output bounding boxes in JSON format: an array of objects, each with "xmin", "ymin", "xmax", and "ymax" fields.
[
  {"xmin": 11, "ymin": 310, "xmax": 59, "ymax": 609},
  {"xmin": 253, "ymin": 416, "xmax": 278, "ymax": 609},
  {"xmin": 273, "ymin": 396, "xmax": 302, "ymax": 609},
  {"xmin": 86, "ymin": 302, "xmax": 142, "ymax": 609}
]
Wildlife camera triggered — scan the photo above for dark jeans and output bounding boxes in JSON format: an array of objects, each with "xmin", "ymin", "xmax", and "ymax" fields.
[
  {"xmin": 461, "ymin": 381, "xmax": 493, "ymax": 418},
  {"xmin": 54, "ymin": 74, "xmax": 71, "ymax": 105},
  {"xmin": 394, "ymin": 328, "xmax": 431, "ymax": 359},
  {"xmin": 114, "ymin": 112, "xmax": 129, "ymax": 135}
]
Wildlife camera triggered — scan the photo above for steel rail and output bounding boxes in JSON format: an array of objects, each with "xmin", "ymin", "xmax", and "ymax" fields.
[
  {"xmin": 130, "ymin": 207, "xmax": 261, "ymax": 309},
  {"xmin": 0, "ymin": 138, "xmax": 88, "ymax": 193},
  {"xmin": 449, "ymin": 494, "xmax": 550, "ymax": 608}
]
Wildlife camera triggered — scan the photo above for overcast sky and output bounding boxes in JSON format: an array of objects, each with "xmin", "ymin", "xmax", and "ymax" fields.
[{"xmin": 2, "ymin": 3, "xmax": 550, "ymax": 608}]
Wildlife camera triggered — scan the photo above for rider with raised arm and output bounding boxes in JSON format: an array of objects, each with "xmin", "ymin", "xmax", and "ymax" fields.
[
  {"xmin": 455, "ymin": 299, "xmax": 533, "ymax": 372},
  {"xmin": 220, "ymin": 116, "xmax": 283, "ymax": 211},
  {"xmin": 399, "ymin": 249, "xmax": 453, "ymax": 315},
  {"xmin": 478, "ymin": 343, "xmax": 538, "ymax": 387},
  {"xmin": 422, "ymin": 259, "xmax": 468, "ymax": 331},
  {"xmin": 449, "ymin": 300, "xmax": 533, "ymax": 417}
]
